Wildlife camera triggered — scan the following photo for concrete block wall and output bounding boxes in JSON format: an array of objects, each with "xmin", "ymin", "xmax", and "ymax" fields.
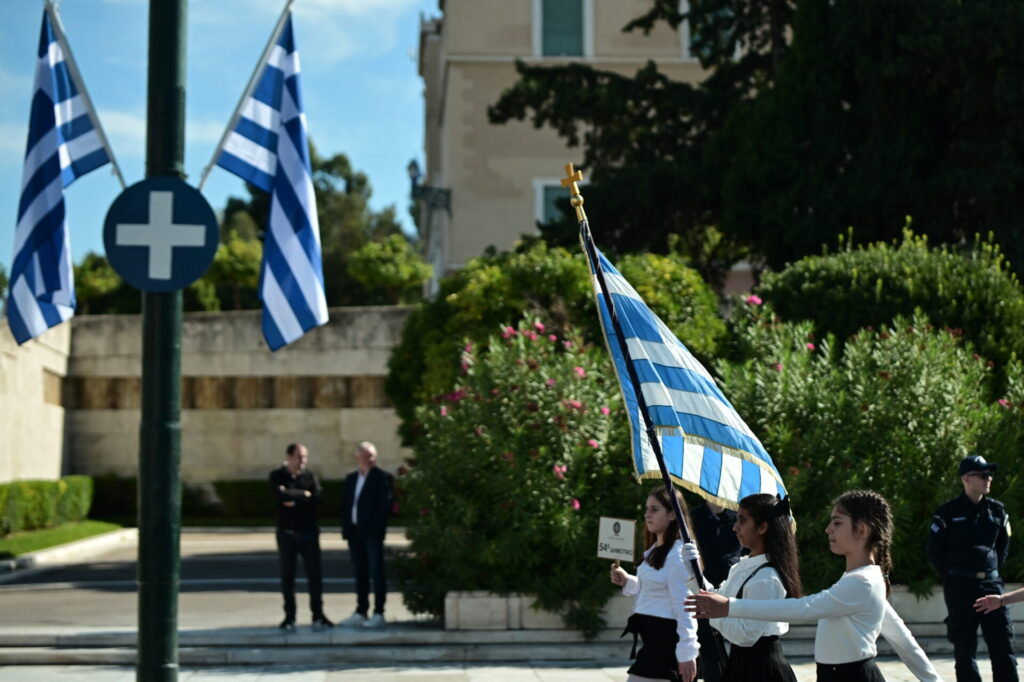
[{"xmin": 64, "ymin": 306, "xmax": 413, "ymax": 482}]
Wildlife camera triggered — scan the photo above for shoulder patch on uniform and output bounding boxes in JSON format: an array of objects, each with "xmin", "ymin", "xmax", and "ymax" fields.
[
  {"xmin": 930, "ymin": 523, "xmax": 941, "ymax": 533},
  {"xmin": 952, "ymin": 516, "xmax": 967, "ymax": 522}
]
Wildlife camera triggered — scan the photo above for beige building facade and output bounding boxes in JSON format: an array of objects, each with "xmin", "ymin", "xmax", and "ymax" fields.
[{"xmin": 417, "ymin": 0, "xmax": 710, "ymax": 292}]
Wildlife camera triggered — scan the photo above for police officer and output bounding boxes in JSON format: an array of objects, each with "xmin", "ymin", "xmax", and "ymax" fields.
[{"xmin": 927, "ymin": 455, "xmax": 1017, "ymax": 682}]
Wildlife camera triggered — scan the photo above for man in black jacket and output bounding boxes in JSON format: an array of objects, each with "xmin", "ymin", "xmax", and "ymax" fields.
[
  {"xmin": 928, "ymin": 455, "xmax": 1016, "ymax": 682},
  {"xmin": 339, "ymin": 441, "xmax": 393, "ymax": 628},
  {"xmin": 270, "ymin": 443, "xmax": 332, "ymax": 630}
]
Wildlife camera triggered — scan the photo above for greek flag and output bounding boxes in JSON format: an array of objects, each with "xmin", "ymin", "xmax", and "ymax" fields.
[
  {"xmin": 209, "ymin": 11, "xmax": 327, "ymax": 350},
  {"xmin": 8, "ymin": 8, "xmax": 118, "ymax": 344},
  {"xmin": 581, "ymin": 227, "xmax": 786, "ymax": 508}
]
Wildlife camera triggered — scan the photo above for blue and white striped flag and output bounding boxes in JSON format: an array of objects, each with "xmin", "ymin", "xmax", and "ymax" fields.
[
  {"xmin": 8, "ymin": 8, "xmax": 116, "ymax": 344},
  {"xmin": 581, "ymin": 229, "xmax": 787, "ymax": 508},
  {"xmin": 210, "ymin": 12, "xmax": 328, "ymax": 350}
]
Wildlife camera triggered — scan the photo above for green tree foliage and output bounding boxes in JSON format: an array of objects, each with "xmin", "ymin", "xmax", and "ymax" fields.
[
  {"xmin": 348, "ymin": 234, "xmax": 432, "ymax": 305},
  {"xmin": 753, "ymin": 230, "xmax": 1024, "ymax": 382},
  {"xmin": 386, "ymin": 240, "xmax": 725, "ymax": 443},
  {"xmin": 203, "ymin": 232, "xmax": 262, "ymax": 310},
  {"xmin": 490, "ymin": 0, "xmax": 1024, "ymax": 272},
  {"xmin": 395, "ymin": 320, "xmax": 637, "ymax": 635},
  {"xmin": 719, "ymin": 308, "xmax": 1002, "ymax": 593},
  {"xmin": 221, "ymin": 143, "xmax": 406, "ymax": 307},
  {"xmin": 73, "ymin": 252, "xmax": 219, "ymax": 314}
]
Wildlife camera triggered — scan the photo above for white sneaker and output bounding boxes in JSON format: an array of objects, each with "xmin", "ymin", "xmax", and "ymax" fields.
[
  {"xmin": 339, "ymin": 612, "xmax": 367, "ymax": 627},
  {"xmin": 362, "ymin": 613, "xmax": 386, "ymax": 628}
]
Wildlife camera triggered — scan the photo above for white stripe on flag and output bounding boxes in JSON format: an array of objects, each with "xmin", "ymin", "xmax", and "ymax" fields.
[
  {"xmin": 267, "ymin": 194, "xmax": 327, "ymax": 319},
  {"xmin": 717, "ymin": 454, "xmax": 743, "ymax": 501},
  {"xmin": 681, "ymin": 440, "xmax": 704, "ymax": 486},
  {"xmin": 241, "ymin": 97, "xmax": 280, "ymax": 131},
  {"xmin": 760, "ymin": 465, "xmax": 778, "ymax": 495},
  {"xmin": 626, "ymin": 336, "xmax": 716, "ymax": 385},
  {"xmin": 223, "ymin": 131, "xmax": 277, "ymax": 175},
  {"xmin": 61, "ymin": 130, "xmax": 103, "ymax": 165},
  {"xmin": 14, "ymin": 174, "xmax": 64, "ymax": 252},
  {"xmin": 640, "ymin": 382, "xmax": 757, "ymax": 439},
  {"xmin": 11, "ymin": 276, "xmax": 49, "ymax": 336},
  {"xmin": 53, "ymin": 95, "xmax": 88, "ymax": 126},
  {"xmin": 261, "ymin": 266, "xmax": 304, "ymax": 344}
]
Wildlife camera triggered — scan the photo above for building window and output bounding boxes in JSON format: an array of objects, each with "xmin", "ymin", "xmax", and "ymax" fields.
[
  {"xmin": 534, "ymin": 179, "xmax": 582, "ymax": 226},
  {"xmin": 536, "ymin": 0, "xmax": 592, "ymax": 57}
]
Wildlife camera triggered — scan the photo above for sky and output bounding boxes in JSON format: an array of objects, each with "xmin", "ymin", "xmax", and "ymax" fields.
[{"xmin": 0, "ymin": 0, "xmax": 438, "ymax": 275}]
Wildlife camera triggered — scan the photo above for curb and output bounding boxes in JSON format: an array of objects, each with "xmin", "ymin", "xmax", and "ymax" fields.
[{"xmin": 0, "ymin": 528, "xmax": 137, "ymax": 582}]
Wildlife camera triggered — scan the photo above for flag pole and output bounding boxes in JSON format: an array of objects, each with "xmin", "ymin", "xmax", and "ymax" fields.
[
  {"xmin": 197, "ymin": 0, "xmax": 296, "ymax": 191},
  {"xmin": 564, "ymin": 164, "xmax": 725, "ymax": 681},
  {"xmin": 45, "ymin": 0, "xmax": 126, "ymax": 189}
]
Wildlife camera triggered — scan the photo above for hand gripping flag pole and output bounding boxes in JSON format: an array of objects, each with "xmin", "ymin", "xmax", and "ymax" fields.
[{"xmin": 563, "ymin": 163, "xmax": 787, "ymax": 681}]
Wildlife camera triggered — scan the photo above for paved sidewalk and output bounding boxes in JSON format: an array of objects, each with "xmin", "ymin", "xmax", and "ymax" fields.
[{"xmin": 0, "ymin": 657, "xmax": 990, "ymax": 680}]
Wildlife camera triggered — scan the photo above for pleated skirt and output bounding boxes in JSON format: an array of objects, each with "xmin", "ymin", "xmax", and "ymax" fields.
[{"xmin": 723, "ymin": 636, "xmax": 797, "ymax": 682}]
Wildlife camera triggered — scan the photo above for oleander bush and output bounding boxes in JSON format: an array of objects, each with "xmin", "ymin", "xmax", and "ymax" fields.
[
  {"xmin": 756, "ymin": 229, "xmax": 1024, "ymax": 383},
  {"xmin": 386, "ymin": 239, "xmax": 724, "ymax": 445},
  {"xmin": 395, "ymin": 319, "xmax": 639, "ymax": 636},
  {"xmin": 0, "ymin": 476, "xmax": 93, "ymax": 536},
  {"xmin": 718, "ymin": 306, "xmax": 1011, "ymax": 593}
]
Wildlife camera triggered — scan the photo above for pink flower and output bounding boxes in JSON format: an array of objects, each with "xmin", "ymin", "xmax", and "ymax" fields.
[
  {"xmin": 524, "ymin": 331, "xmax": 538, "ymax": 341},
  {"xmin": 571, "ymin": 498, "xmax": 581, "ymax": 511},
  {"xmin": 574, "ymin": 366, "xmax": 586, "ymax": 378},
  {"xmin": 806, "ymin": 342, "xmax": 816, "ymax": 351},
  {"xmin": 773, "ymin": 363, "xmax": 783, "ymax": 371},
  {"xmin": 562, "ymin": 340, "xmax": 574, "ymax": 349},
  {"xmin": 600, "ymin": 406, "xmax": 610, "ymax": 416},
  {"xmin": 546, "ymin": 378, "xmax": 557, "ymax": 387},
  {"xmin": 439, "ymin": 406, "xmax": 448, "ymax": 416},
  {"xmin": 553, "ymin": 464, "xmax": 567, "ymax": 480},
  {"xmin": 502, "ymin": 326, "xmax": 517, "ymax": 339},
  {"xmin": 745, "ymin": 295, "xmax": 763, "ymax": 305},
  {"xmin": 586, "ymin": 438, "xmax": 599, "ymax": 449},
  {"xmin": 464, "ymin": 343, "xmax": 473, "ymax": 353},
  {"xmin": 999, "ymin": 399, "xmax": 1011, "ymax": 408},
  {"xmin": 566, "ymin": 399, "xmax": 583, "ymax": 411},
  {"xmin": 534, "ymin": 321, "xmax": 546, "ymax": 332},
  {"xmin": 548, "ymin": 334, "xmax": 558, "ymax": 342}
]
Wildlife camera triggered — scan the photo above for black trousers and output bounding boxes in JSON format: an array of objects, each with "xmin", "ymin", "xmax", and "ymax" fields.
[
  {"xmin": 944, "ymin": 576, "xmax": 1018, "ymax": 682},
  {"xmin": 348, "ymin": 527, "xmax": 386, "ymax": 615},
  {"xmin": 815, "ymin": 658, "xmax": 885, "ymax": 682},
  {"xmin": 276, "ymin": 527, "xmax": 324, "ymax": 620}
]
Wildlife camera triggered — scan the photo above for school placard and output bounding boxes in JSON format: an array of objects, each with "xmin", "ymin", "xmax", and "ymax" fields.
[{"xmin": 597, "ymin": 516, "xmax": 636, "ymax": 563}]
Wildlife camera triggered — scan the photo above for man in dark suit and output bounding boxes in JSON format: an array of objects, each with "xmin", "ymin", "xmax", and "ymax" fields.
[{"xmin": 339, "ymin": 441, "xmax": 393, "ymax": 628}]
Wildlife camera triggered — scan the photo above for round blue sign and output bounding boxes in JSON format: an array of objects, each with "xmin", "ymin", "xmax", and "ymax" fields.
[{"xmin": 103, "ymin": 177, "xmax": 218, "ymax": 292}]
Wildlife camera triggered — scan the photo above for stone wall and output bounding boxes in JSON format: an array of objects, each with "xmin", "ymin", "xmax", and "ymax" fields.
[
  {"xmin": 64, "ymin": 306, "xmax": 413, "ymax": 482},
  {"xmin": 0, "ymin": 320, "xmax": 70, "ymax": 483}
]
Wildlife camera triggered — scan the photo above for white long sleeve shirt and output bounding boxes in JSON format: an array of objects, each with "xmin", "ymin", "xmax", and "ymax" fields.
[
  {"xmin": 727, "ymin": 565, "xmax": 941, "ymax": 682},
  {"xmin": 708, "ymin": 554, "xmax": 789, "ymax": 647},
  {"xmin": 622, "ymin": 540, "xmax": 700, "ymax": 664}
]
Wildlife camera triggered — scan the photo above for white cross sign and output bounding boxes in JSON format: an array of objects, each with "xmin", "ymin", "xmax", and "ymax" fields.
[{"xmin": 115, "ymin": 191, "xmax": 206, "ymax": 280}]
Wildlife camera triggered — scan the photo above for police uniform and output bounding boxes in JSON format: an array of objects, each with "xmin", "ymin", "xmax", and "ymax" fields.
[{"xmin": 927, "ymin": 455, "xmax": 1017, "ymax": 682}]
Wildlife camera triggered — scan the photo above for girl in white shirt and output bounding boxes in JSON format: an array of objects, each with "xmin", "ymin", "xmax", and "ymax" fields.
[
  {"xmin": 691, "ymin": 493, "xmax": 801, "ymax": 682},
  {"xmin": 685, "ymin": 490, "xmax": 941, "ymax": 682},
  {"xmin": 611, "ymin": 486, "xmax": 700, "ymax": 682}
]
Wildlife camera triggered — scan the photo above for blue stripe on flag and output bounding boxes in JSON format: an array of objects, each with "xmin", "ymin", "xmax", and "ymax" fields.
[
  {"xmin": 58, "ymin": 113, "xmax": 95, "ymax": 142},
  {"xmin": 739, "ymin": 459, "xmax": 761, "ymax": 499},
  {"xmin": 235, "ymin": 117, "xmax": 278, "ymax": 151},
  {"xmin": 217, "ymin": 150, "xmax": 274, "ymax": 193},
  {"xmin": 50, "ymin": 59, "xmax": 77, "ymax": 103},
  {"xmin": 64, "ymin": 147, "xmax": 109, "ymax": 183},
  {"xmin": 252, "ymin": 66, "xmax": 284, "ymax": 109},
  {"xmin": 633, "ymin": 359, "xmax": 723, "ymax": 401},
  {"xmin": 699, "ymin": 447, "xmax": 722, "ymax": 497}
]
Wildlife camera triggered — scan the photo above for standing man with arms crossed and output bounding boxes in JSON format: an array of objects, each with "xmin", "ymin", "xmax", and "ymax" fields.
[
  {"xmin": 339, "ymin": 441, "xmax": 394, "ymax": 628},
  {"xmin": 270, "ymin": 443, "xmax": 332, "ymax": 630},
  {"xmin": 928, "ymin": 454, "xmax": 1017, "ymax": 681}
]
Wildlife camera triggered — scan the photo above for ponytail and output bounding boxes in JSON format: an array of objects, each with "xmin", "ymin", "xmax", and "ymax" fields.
[
  {"xmin": 834, "ymin": 490, "xmax": 894, "ymax": 595},
  {"xmin": 739, "ymin": 493, "xmax": 803, "ymax": 598}
]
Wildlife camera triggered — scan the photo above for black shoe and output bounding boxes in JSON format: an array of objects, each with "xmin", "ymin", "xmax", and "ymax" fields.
[
  {"xmin": 312, "ymin": 614, "xmax": 334, "ymax": 628},
  {"xmin": 279, "ymin": 618, "xmax": 296, "ymax": 631}
]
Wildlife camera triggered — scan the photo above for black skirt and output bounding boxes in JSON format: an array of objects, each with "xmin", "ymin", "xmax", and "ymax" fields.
[
  {"xmin": 723, "ymin": 636, "xmax": 797, "ymax": 682},
  {"xmin": 621, "ymin": 613, "xmax": 680, "ymax": 681},
  {"xmin": 815, "ymin": 658, "xmax": 886, "ymax": 682}
]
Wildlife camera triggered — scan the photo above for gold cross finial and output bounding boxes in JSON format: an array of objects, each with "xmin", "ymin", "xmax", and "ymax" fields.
[{"xmin": 560, "ymin": 163, "xmax": 587, "ymax": 222}]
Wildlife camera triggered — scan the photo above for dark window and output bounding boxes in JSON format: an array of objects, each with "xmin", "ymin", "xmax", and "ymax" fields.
[
  {"xmin": 542, "ymin": 0, "xmax": 583, "ymax": 57},
  {"xmin": 541, "ymin": 185, "xmax": 566, "ymax": 223}
]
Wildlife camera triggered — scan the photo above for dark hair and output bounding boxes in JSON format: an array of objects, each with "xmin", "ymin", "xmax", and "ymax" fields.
[
  {"xmin": 738, "ymin": 494, "xmax": 803, "ymax": 598},
  {"xmin": 834, "ymin": 490, "xmax": 894, "ymax": 595},
  {"xmin": 285, "ymin": 443, "xmax": 301, "ymax": 456},
  {"xmin": 641, "ymin": 486, "xmax": 697, "ymax": 571}
]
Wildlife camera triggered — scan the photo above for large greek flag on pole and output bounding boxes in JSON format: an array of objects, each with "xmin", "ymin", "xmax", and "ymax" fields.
[
  {"xmin": 206, "ymin": 10, "xmax": 328, "ymax": 350},
  {"xmin": 8, "ymin": 7, "xmax": 119, "ymax": 344},
  {"xmin": 581, "ymin": 229, "xmax": 786, "ymax": 508}
]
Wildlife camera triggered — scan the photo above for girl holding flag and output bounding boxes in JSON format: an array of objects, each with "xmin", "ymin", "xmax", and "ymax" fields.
[
  {"xmin": 685, "ymin": 490, "xmax": 940, "ymax": 682},
  {"xmin": 684, "ymin": 493, "xmax": 802, "ymax": 681},
  {"xmin": 611, "ymin": 486, "xmax": 700, "ymax": 682}
]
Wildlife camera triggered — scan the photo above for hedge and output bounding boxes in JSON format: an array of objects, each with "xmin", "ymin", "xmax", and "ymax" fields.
[{"xmin": 0, "ymin": 476, "xmax": 93, "ymax": 536}]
